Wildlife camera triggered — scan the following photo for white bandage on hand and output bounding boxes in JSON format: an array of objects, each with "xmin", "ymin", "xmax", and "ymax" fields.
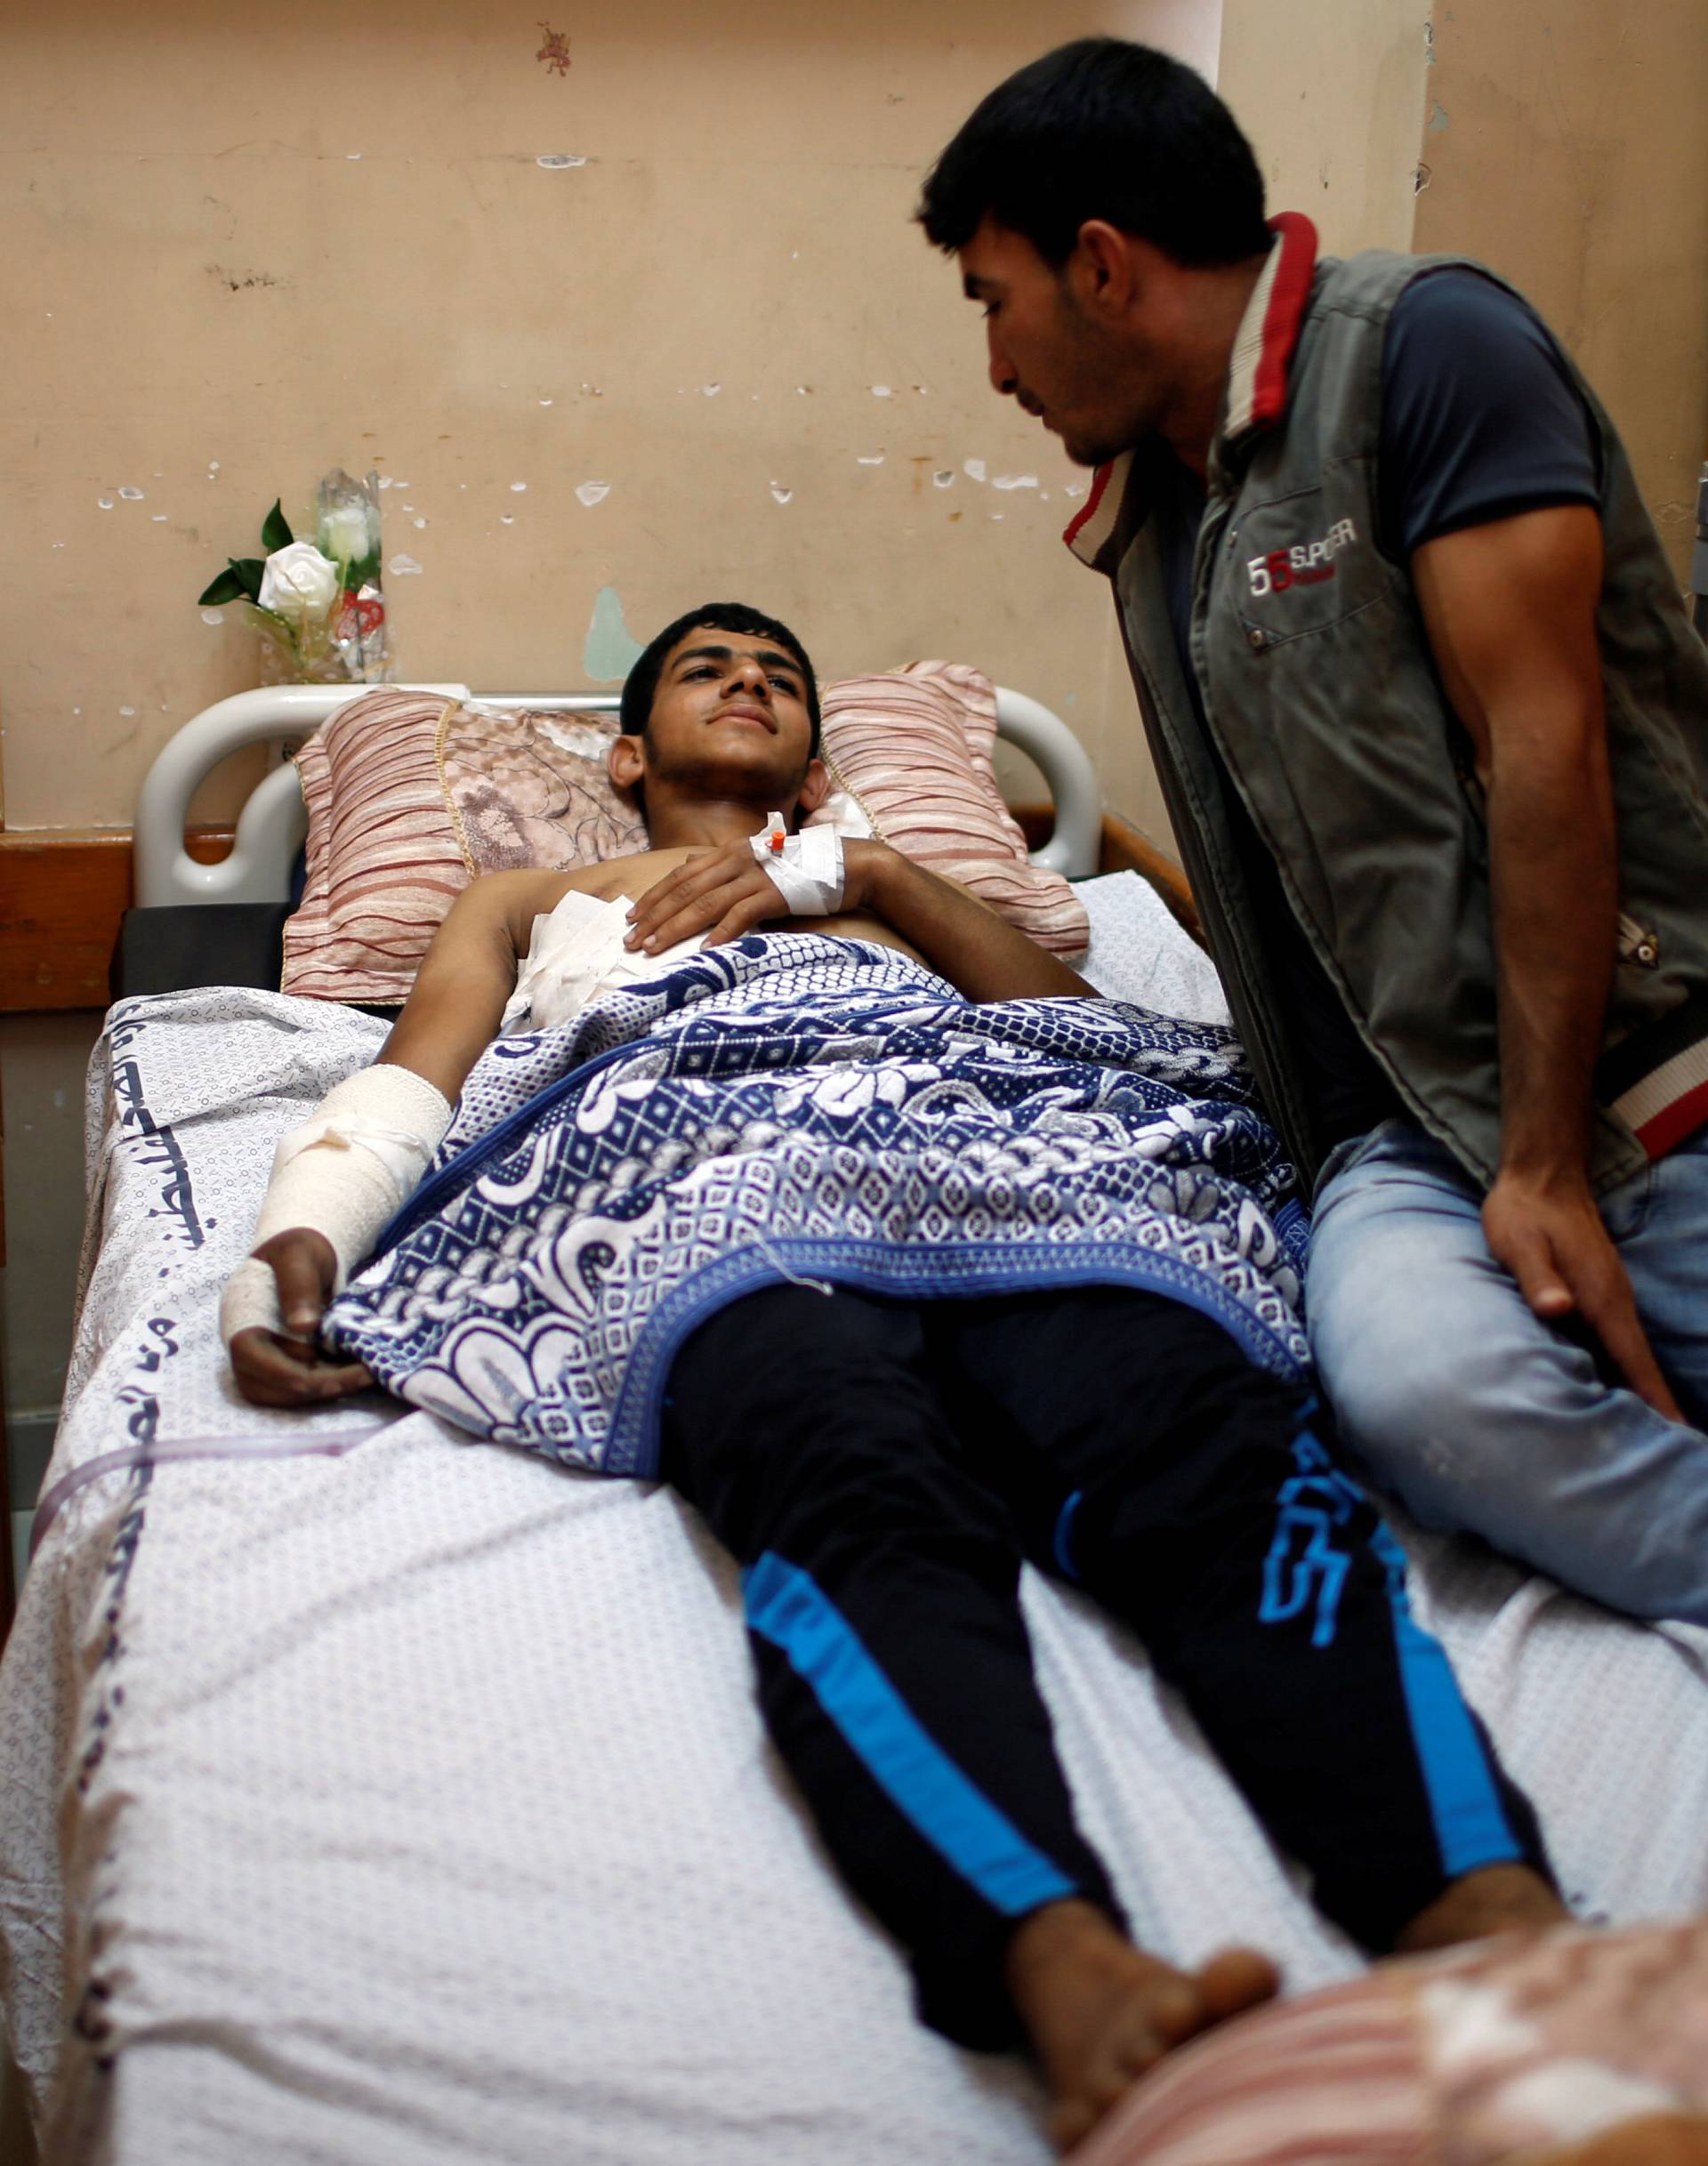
[
  {"xmin": 219, "ymin": 1255, "xmax": 290, "ymax": 1344},
  {"xmin": 219, "ymin": 1063, "xmax": 452, "ymax": 1349},
  {"xmin": 749, "ymin": 812, "xmax": 846, "ymax": 916}
]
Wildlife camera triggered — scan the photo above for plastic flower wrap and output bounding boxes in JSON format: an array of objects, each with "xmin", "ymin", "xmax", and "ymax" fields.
[{"xmin": 198, "ymin": 469, "xmax": 393, "ymax": 684}]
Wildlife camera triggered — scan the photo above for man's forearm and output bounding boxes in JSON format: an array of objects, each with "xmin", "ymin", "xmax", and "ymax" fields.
[
  {"xmin": 853, "ymin": 842, "xmax": 1096, "ymax": 1002},
  {"xmin": 1486, "ymin": 729, "xmax": 1618, "ymax": 1181},
  {"xmin": 1410, "ymin": 505, "xmax": 1677, "ymax": 1406}
]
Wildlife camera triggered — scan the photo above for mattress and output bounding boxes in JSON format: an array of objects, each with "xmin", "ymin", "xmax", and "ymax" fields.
[{"xmin": 4, "ymin": 872, "xmax": 1707, "ymax": 2165}]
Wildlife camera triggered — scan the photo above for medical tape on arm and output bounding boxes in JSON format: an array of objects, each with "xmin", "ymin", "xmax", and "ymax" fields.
[
  {"xmin": 219, "ymin": 1064, "xmax": 452, "ymax": 1346},
  {"xmin": 748, "ymin": 812, "xmax": 845, "ymax": 915}
]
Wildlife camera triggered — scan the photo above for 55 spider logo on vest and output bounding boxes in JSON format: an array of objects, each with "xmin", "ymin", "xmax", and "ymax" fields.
[{"xmin": 1247, "ymin": 519, "xmax": 1359, "ymax": 598}]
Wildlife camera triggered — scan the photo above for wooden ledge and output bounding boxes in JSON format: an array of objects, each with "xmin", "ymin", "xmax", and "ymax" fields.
[{"xmin": 0, "ymin": 827, "xmax": 234, "ymax": 1011}]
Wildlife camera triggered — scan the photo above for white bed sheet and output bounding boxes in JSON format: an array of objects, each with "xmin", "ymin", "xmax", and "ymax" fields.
[{"xmin": 4, "ymin": 874, "xmax": 1707, "ymax": 2165}]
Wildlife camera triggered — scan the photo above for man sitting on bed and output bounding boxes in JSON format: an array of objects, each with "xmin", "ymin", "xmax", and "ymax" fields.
[
  {"xmin": 224, "ymin": 601, "xmax": 1567, "ymax": 2154},
  {"xmin": 921, "ymin": 40, "xmax": 1708, "ymax": 1630}
]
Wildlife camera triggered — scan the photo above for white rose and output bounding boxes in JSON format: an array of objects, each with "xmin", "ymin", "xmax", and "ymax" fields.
[
  {"xmin": 257, "ymin": 540, "xmax": 342, "ymax": 618},
  {"xmin": 318, "ymin": 501, "xmax": 372, "ymax": 570}
]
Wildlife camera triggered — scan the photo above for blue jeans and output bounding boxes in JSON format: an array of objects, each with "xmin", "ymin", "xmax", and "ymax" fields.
[{"xmin": 1307, "ymin": 1118, "xmax": 1708, "ymax": 1623}]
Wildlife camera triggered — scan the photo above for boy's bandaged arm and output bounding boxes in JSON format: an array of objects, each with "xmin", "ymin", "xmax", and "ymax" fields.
[
  {"xmin": 222, "ymin": 871, "xmax": 558, "ymax": 1360},
  {"xmin": 220, "ymin": 1062, "xmax": 453, "ymax": 1347}
]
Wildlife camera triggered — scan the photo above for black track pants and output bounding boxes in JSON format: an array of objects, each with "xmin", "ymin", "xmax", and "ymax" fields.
[{"xmin": 658, "ymin": 1282, "xmax": 1549, "ymax": 2049}]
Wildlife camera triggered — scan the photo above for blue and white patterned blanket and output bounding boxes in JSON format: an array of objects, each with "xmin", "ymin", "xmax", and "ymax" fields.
[{"xmin": 324, "ymin": 935, "xmax": 1309, "ymax": 1477}]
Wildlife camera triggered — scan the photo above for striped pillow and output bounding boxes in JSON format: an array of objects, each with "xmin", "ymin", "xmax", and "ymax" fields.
[
  {"xmin": 1067, "ymin": 1920, "xmax": 1708, "ymax": 2166},
  {"xmin": 809, "ymin": 663, "xmax": 1089, "ymax": 958},
  {"xmin": 282, "ymin": 665, "xmax": 1091, "ymax": 1004},
  {"xmin": 282, "ymin": 691, "xmax": 645, "ymax": 1004}
]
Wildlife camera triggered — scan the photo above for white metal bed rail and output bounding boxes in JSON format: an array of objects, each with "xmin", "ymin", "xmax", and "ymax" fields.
[{"xmin": 133, "ymin": 682, "xmax": 1102, "ymax": 908}]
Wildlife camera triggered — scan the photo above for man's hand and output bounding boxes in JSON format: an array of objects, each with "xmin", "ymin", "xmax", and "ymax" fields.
[
  {"xmin": 228, "ymin": 1228, "xmax": 375, "ymax": 1406},
  {"xmin": 624, "ymin": 839, "xmax": 871, "ymax": 954},
  {"xmin": 1482, "ymin": 1171, "xmax": 1682, "ymax": 1420}
]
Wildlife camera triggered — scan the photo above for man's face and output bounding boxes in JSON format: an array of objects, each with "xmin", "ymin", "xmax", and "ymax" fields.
[
  {"xmin": 958, "ymin": 216, "xmax": 1171, "ymax": 467},
  {"xmin": 638, "ymin": 626, "xmax": 820, "ymax": 801}
]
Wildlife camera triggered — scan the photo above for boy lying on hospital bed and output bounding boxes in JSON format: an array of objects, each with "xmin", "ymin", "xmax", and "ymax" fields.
[{"xmin": 222, "ymin": 601, "xmax": 1568, "ymax": 2154}]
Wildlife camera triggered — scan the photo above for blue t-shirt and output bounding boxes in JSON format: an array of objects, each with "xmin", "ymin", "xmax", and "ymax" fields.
[{"xmin": 1158, "ymin": 268, "xmax": 1601, "ymax": 1155}]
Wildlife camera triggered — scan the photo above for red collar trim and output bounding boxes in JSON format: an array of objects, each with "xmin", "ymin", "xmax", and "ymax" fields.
[
  {"xmin": 1223, "ymin": 211, "xmax": 1318, "ymax": 440},
  {"xmin": 1060, "ymin": 455, "xmax": 1126, "ymax": 564},
  {"xmin": 1062, "ymin": 212, "xmax": 1318, "ymax": 568}
]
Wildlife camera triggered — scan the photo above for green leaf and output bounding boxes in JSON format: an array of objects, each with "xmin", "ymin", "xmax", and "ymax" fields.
[
  {"xmin": 260, "ymin": 498, "xmax": 294, "ymax": 552},
  {"xmin": 229, "ymin": 556, "xmax": 267, "ymax": 600},
  {"xmin": 197, "ymin": 568, "xmax": 248, "ymax": 606}
]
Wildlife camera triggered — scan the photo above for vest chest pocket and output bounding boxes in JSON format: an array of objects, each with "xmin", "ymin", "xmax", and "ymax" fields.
[{"xmin": 1218, "ymin": 482, "xmax": 1396, "ymax": 650}]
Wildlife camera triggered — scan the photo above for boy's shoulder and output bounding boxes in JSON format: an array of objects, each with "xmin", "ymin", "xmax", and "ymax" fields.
[{"xmin": 456, "ymin": 848, "xmax": 712, "ymax": 940}]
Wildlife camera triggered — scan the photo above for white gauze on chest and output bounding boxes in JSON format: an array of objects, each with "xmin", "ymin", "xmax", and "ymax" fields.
[{"xmin": 500, "ymin": 890, "xmax": 705, "ymax": 1032}]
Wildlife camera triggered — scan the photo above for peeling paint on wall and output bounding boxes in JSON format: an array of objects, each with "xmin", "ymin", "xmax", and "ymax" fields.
[
  {"xmin": 207, "ymin": 265, "xmax": 294, "ymax": 292},
  {"xmin": 584, "ymin": 584, "xmax": 645, "ymax": 683},
  {"xmin": 10, "ymin": 15, "xmax": 1157, "ymax": 841},
  {"xmin": 536, "ymin": 24, "xmax": 572, "ymax": 76}
]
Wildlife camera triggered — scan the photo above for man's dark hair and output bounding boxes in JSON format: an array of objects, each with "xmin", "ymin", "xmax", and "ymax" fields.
[
  {"xmin": 917, "ymin": 38, "xmax": 1269, "ymax": 270},
  {"xmin": 620, "ymin": 602, "xmax": 821, "ymax": 753}
]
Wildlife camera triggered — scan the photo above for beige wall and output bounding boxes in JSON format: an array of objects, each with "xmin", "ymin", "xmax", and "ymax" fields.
[
  {"xmin": 1221, "ymin": 0, "xmax": 1708, "ymax": 579},
  {"xmin": 3, "ymin": 0, "xmax": 1223, "ymax": 843},
  {"xmin": 1412, "ymin": 0, "xmax": 1708, "ymax": 582},
  {"xmin": 4, "ymin": 3, "xmax": 1704, "ymax": 847},
  {"xmin": 1218, "ymin": 0, "xmax": 1430, "ymax": 257}
]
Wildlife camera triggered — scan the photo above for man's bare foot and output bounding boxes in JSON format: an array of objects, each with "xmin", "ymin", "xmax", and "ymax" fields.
[
  {"xmin": 1004, "ymin": 1898, "xmax": 1279, "ymax": 2154},
  {"xmin": 1395, "ymin": 1863, "xmax": 1570, "ymax": 1954}
]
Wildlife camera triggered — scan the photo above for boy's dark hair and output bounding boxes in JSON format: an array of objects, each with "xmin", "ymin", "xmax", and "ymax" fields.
[
  {"xmin": 917, "ymin": 37, "xmax": 1269, "ymax": 270},
  {"xmin": 620, "ymin": 602, "xmax": 821, "ymax": 753}
]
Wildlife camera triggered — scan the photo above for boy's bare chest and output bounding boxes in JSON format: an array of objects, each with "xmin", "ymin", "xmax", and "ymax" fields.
[{"xmin": 523, "ymin": 849, "xmax": 921, "ymax": 962}]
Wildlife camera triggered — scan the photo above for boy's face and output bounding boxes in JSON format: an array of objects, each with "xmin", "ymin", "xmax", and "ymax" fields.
[{"xmin": 617, "ymin": 625, "xmax": 826, "ymax": 809}]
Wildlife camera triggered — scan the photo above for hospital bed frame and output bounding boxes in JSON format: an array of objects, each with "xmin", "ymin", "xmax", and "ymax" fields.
[{"xmin": 132, "ymin": 682, "xmax": 1109, "ymax": 910}]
